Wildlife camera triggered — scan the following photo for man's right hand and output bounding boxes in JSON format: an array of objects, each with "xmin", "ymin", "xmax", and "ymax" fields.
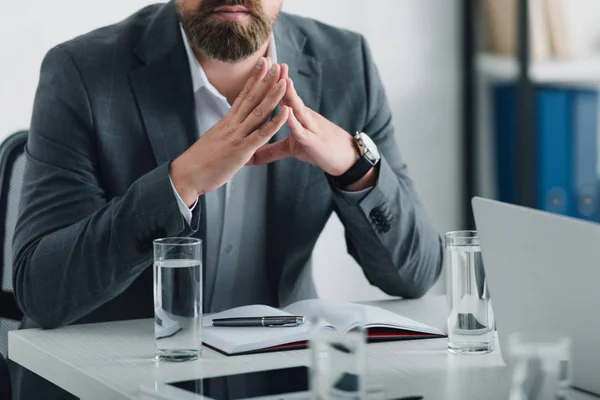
[{"xmin": 169, "ymin": 57, "xmax": 290, "ymax": 207}]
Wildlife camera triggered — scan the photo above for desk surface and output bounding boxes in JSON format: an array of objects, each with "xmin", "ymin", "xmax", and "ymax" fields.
[{"xmin": 8, "ymin": 296, "xmax": 596, "ymax": 400}]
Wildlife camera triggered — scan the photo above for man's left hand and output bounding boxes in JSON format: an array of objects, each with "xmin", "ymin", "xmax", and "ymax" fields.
[{"xmin": 248, "ymin": 73, "xmax": 377, "ymax": 191}]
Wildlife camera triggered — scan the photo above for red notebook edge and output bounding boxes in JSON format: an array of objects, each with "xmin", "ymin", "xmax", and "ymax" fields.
[{"xmin": 203, "ymin": 328, "xmax": 446, "ymax": 357}]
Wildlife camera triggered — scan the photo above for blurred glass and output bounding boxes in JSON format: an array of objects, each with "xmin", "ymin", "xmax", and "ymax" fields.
[
  {"xmin": 309, "ymin": 304, "xmax": 367, "ymax": 400},
  {"xmin": 508, "ymin": 332, "xmax": 572, "ymax": 400},
  {"xmin": 445, "ymin": 230, "xmax": 495, "ymax": 354}
]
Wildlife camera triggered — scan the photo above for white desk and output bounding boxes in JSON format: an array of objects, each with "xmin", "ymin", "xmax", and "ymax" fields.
[{"xmin": 8, "ymin": 296, "xmax": 595, "ymax": 400}]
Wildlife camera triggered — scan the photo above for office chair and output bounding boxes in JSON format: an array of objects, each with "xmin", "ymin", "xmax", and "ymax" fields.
[{"xmin": 0, "ymin": 131, "xmax": 27, "ymax": 400}]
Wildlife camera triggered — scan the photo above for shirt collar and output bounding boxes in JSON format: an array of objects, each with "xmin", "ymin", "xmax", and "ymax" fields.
[{"xmin": 180, "ymin": 25, "xmax": 278, "ymax": 95}]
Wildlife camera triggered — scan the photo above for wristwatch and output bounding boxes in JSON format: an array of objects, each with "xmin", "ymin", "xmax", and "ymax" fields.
[{"xmin": 326, "ymin": 132, "xmax": 381, "ymax": 189}]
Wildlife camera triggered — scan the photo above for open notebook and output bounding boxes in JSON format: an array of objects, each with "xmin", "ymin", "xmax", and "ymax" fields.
[{"xmin": 201, "ymin": 299, "xmax": 445, "ymax": 355}]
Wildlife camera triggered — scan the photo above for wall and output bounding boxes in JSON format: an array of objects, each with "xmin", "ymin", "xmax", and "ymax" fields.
[
  {"xmin": 0, "ymin": 0, "xmax": 461, "ymax": 301},
  {"xmin": 0, "ymin": 1, "xmax": 157, "ymax": 136}
]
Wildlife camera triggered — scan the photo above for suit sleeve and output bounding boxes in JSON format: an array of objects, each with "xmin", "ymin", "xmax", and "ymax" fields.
[
  {"xmin": 332, "ymin": 36, "xmax": 443, "ymax": 298},
  {"xmin": 12, "ymin": 46, "xmax": 201, "ymax": 329}
]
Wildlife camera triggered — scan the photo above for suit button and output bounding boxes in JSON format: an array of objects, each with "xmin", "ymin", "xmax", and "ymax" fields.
[
  {"xmin": 369, "ymin": 207, "xmax": 382, "ymax": 219},
  {"xmin": 369, "ymin": 204, "xmax": 393, "ymax": 233}
]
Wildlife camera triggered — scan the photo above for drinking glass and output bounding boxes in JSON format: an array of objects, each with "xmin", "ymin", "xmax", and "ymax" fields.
[
  {"xmin": 508, "ymin": 332, "xmax": 572, "ymax": 400},
  {"xmin": 153, "ymin": 237, "xmax": 202, "ymax": 362},
  {"xmin": 308, "ymin": 304, "xmax": 367, "ymax": 400},
  {"xmin": 445, "ymin": 230, "xmax": 495, "ymax": 354}
]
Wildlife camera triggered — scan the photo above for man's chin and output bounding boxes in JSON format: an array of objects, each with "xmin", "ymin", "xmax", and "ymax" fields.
[{"xmin": 194, "ymin": 37, "xmax": 264, "ymax": 63}]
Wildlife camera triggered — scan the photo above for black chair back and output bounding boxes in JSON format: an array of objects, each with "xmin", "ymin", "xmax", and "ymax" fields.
[
  {"xmin": 0, "ymin": 130, "xmax": 27, "ymax": 400},
  {"xmin": 0, "ymin": 356, "xmax": 9, "ymax": 400}
]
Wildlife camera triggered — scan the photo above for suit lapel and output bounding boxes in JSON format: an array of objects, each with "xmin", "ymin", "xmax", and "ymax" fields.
[
  {"xmin": 267, "ymin": 15, "xmax": 323, "ymax": 303},
  {"xmin": 129, "ymin": 1, "xmax": 197, "ymax": 167}
]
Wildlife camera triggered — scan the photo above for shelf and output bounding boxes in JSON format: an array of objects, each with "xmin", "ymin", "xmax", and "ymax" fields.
[{"xmin": 476, "ymin": 53, "xmax": 600, "ymax": 84}]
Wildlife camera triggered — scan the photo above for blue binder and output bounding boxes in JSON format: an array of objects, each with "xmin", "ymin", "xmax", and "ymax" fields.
[
  {"xmin": 536, "ymin": 88, "xmax": 574, "ymax": 216},
  {"xmin": 572, "ymin": 90, "xmax": 599, "ymax": 221},
  {"xmin": 492, "ymin": 84, "xmax": 517, "ymax": 204}
]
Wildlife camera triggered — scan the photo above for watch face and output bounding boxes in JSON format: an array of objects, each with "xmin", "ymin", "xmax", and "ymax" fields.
[{"xmin": 359, "ymin": 133, "xmax": 380, "ymax": 162}]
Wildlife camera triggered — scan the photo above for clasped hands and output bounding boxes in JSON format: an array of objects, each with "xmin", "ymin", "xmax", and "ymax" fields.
[{"xmin": 169, "ymin": 57, "xmax": 376, "ymax": 207}]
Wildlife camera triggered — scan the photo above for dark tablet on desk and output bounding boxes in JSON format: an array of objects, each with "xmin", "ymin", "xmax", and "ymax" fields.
[{"xmin": 166, "ymin": 366, "xmax": 309, "ymax": 400}]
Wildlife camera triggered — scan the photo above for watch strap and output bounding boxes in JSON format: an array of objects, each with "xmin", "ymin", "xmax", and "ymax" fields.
[{"xmin": 326, "ymin": 156, "xmax": 377, "ymax": 189}]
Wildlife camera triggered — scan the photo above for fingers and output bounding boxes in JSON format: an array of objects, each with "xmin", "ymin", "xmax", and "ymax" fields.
[
  {"xmin": 240, "ymin": 78, "xmax": 287, "ymax": 134},
  {"xmin": 278, "ymin": 64, "xmax": 289, "ymax": 108},
  {"xmin": 249, "ymin": 137, "xmax": 292, "ymax": 165},
  {"xmin": 282, "ymin": 78, "xmax": 317, "ymax": 132},
  {"xmin": 231, "ymin": 57, "xmax": 269, "ymax": 114},
  {"xmin": 234, "ymin": 63, "xmax": 281, "ymax": 125},
  {"xmin": 284, "ymin": 78, "xmax": 317, "ymax": 132},
  {"xmin": 281, "ymin": 77, "xmax": 295, "ymax": 108},
  {"xmin": 280, "ymin": 63, "xmax": 289, "ymax": 81},
  {"xmin": 247, "ymin": 106, "xmax": 290, "ymax": 149},
  {"xmin": 287, "ymin": 108, "xmax": 313, "ymax": 145}
]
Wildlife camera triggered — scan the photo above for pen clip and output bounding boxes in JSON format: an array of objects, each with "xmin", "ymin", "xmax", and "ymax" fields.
[
  {"xmin": 264, "ymin": 322, "xmax": 298, "ymax": 327},
  {"xmin": 262, "ymin": 316, "xmax": 305, "ymax": 327}
]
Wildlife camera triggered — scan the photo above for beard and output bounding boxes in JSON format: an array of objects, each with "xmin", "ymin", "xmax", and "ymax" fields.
[{"xmin": 177, "ymin": 0, "xmax": 275, "ymax": 63}]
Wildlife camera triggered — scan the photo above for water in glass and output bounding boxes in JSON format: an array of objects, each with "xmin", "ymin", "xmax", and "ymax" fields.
[
  {"xmin": 154, "ymin": 258, "xmax": 202, "ymax": 361},
  {"xmin": 446, "ymin": 231, "xmax": 495, "ymax": 354}
]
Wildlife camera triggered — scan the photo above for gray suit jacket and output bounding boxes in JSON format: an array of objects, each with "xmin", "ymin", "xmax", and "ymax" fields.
[{"xmin": 12, "ymin": 2, "xmax": 443, "ymax": 398}]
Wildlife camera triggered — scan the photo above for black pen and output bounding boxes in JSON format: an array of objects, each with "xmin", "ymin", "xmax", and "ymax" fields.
[
  {"xmin": 212, "ymin": 316, "xmax": 306, "ymax": 327},
  {"xmin": 390, "ymin": 397, "xmax": 424, "ymax": 400}
]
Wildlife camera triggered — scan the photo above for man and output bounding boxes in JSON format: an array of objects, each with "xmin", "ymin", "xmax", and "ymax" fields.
[{"xmin": 12, "ymin": 0, "xmax": 443, "ymax": 398}]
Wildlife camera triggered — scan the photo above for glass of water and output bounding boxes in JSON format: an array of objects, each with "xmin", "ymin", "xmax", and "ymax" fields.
[
  {"xmin": 153, "ymin": 237, "xmax": 202, "ymax": 362},
  {"xmin": 445, "ymin": 230, "xmax": 495, "ymax": 354},
  {"xmin": 508, "ymin": 332, "xmax": 572, "ymax": 400},
  {"xmin": 308, "ymin": 304, "xmax": 367, "ymax": 400}
]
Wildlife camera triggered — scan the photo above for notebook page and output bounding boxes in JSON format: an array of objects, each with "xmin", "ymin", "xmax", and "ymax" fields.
[
  {"xmin": 284, "ymin": 299, "xmax": 443, "ymax": 335},
  {"xmin": 361, "ymin": 304, "xmax": 443, "ymax": 335},
  {"xmin": 283, "ymin": 299, "xmax": 362, "ymax": 332}
]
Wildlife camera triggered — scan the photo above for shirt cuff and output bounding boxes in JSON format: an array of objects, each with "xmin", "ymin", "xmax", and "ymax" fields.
[
  {"xmin": 335, "ymin": 185, "xmax": 375, "ymax": 205},
  {"xmin": 169, "ymin": 176, "xmax": 198, "ymax": 225}
]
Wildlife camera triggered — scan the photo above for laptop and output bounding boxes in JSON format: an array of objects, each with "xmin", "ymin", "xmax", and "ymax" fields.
[{"xmin": 472, "ymin": 197, "xmax": 600, "ymax": 396}]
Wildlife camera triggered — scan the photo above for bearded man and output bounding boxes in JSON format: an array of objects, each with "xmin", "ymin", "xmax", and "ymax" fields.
[{"xmin": 11, "ymin": 1, "xmax": 443, "ymax": 398}]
